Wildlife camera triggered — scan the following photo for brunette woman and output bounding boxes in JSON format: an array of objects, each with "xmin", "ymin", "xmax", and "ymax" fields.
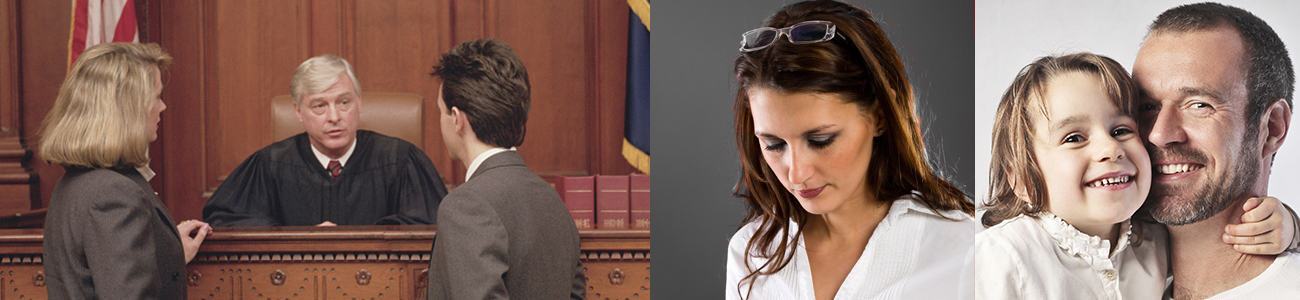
[{"xmin": 726, "ymin": 1, "xmax": 976, "ymax": 299}]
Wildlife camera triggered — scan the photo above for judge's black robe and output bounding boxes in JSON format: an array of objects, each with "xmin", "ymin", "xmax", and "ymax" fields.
[{"xmin": 203, "ymin": 130, "xmax": 448, "ymax": 226}]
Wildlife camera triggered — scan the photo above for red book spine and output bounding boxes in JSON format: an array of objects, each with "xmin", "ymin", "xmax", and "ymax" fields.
[
  {"xmin": 596, "ymin": 175, "xmax": 630, "ymax": 229},
  {"xmin": 629, "ymin": 173, "xmax": 650, "ymax": 230},
  {"xmin": 554, "ymin": 175, "xmax": 595, "ymax": 230}
]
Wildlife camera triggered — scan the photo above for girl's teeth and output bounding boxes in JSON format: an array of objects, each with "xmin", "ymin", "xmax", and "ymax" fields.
[{"xmin": 1090, "ymin": 175, "xmax": 1130, "ymax": 187}]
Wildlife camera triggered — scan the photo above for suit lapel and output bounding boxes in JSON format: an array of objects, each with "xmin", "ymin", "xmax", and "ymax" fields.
[{"xmin": 116, "ymin": 167, "xmax": 182, "ymax": 240}]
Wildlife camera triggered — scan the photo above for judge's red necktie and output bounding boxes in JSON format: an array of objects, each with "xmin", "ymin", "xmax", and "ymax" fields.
[{"xmin": 327, "ymin": 160, "xmax": 341, "ymax": 180}]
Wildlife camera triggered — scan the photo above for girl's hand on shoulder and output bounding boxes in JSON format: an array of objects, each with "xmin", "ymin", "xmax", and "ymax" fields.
[
  {"xmin": 177, "ymin": 219, "xmax": 214, "ymax": 263},
  {"xmin": 1224, "ymin": 196, "xmax": 1294, "ymax": 255}
]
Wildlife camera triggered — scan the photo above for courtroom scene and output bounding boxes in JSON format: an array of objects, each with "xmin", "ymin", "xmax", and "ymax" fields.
[{"xmin": 0, "ymin": 1, "xmax": 650, "ymax": 299}]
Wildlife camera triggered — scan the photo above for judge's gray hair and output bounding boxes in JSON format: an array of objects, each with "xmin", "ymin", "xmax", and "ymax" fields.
[{"xmin": 289, "ymin": 54, "xmax": 361, "ymax": 104}]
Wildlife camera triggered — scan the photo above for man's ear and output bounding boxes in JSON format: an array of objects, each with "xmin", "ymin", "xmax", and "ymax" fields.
[
  {"xmin": 1263, "ymin": 99, "xmax": 1291, "ymax": 159},
  {"xmin": 293, "ymin": 101, "xmax": 305, "ymax": 123},
  {"xmin": 451, "ymin": 106, "xmax": 466, "ymax": 135}
]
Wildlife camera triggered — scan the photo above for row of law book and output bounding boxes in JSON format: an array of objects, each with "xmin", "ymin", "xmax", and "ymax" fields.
[{"xmin": 554, "ymin": 174, "xmax": 649, "ymax": 230}]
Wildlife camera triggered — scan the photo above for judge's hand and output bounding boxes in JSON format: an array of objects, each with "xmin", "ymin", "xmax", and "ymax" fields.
[
  {"xmin": 317, "ymin": 221, "xmax": 337, "ymax": 227},
  {"xmin": 1224, "ymin": 196, "xmax": 1293, "ymax": 255},
  {"xmin": 178, "ymin": 219, "xmax": 213, "ymax": 264}
]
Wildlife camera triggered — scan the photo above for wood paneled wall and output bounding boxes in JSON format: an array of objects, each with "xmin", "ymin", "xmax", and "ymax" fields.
[
  {"xmin": 0, "ymin": 1, "xmax": 18, "ymax": 136},
  {"xmin": 0, "ymin": 0, "xmax": 39, "ymax": 216},
  {"xmin": 4, "ymin": 0, "xmax": 72, "ymax": 217},
  {"xmin": 7, "ymin": 0, "xmax": 636, "ymax": 222}
]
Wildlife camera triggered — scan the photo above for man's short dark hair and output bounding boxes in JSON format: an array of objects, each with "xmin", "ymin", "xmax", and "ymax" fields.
[
  {"xmin": 431, "ymin": 38, "xmax": 530, "ymax": 148},
  {"xmin": 1148, "ymin": 2, "xmax": 1294, "ymax": 134}
]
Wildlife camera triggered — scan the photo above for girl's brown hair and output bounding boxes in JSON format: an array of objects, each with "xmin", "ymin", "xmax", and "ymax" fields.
[
  {"xmin": 982, "ymin": 52, "xmax": 1138, "ymax": 227},
  {"xmin": 732, "ymin": 1, "xmax": 972, "ymax": 296}
]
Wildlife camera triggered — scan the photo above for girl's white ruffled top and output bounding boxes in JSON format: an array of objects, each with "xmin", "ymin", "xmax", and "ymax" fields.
[
  {"xmin": 726, "ymin": 193, "xmax": 978, "ymax": 300},
  {"xmin": 975, "ymin": 212, "xmax": 1168, "ymax": 300}
]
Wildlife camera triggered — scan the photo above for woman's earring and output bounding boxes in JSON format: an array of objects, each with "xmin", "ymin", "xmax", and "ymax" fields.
[{"xmin": 876, "ymin": 128, "xmax": 884, "ymax": 136}]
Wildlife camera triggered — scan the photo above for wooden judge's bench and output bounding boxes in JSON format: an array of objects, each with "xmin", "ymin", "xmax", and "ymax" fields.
[{"xmin": 0, "ymin": 226, "xmax": 649, "ymax": 300}]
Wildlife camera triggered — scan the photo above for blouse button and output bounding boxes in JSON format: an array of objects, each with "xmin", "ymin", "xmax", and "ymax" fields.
[{"xmin": 1103, "ymin": 269, "xmax": 1115, "ymax": 281}]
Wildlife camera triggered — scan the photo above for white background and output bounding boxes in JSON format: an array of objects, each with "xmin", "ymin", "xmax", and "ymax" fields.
[{"xmin": 975, "ymin": 0, "xmax": 1300, "ymax": 209}]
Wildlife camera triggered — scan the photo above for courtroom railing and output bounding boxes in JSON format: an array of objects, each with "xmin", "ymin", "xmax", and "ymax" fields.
[{"xmin": 0, "ymin": 226, "xmax": 650, "ymax": 300}]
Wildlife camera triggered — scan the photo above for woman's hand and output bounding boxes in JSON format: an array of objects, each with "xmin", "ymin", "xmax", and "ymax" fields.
[
  {"xmin": 177, "ymin": 219, "xmax": 213, "ymax": 263},
  {"xmin": 1224, "ymin": 196, "xmax": 1294, "ymax": 255}
]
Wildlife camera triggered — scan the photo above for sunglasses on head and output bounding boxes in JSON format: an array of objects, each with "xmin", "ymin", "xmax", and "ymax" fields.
[{"xmin": 740, "ymin": 20, "xmax": 837, "ymax": 52}]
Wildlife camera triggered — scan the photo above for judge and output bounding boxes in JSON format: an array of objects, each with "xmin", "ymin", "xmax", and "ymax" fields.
[
  {"xmin": 426, "ymin": 39, "xmax": 585, "ymax": 299},
  {"xmin": 203, "ymin": 54, "xmax": 449, "ymax": 226}
]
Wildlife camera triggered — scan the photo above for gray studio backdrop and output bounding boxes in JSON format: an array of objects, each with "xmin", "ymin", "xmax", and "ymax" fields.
[
  {"xmin": 652, "ymin": 0, "xmax": 974, "ymax": 297},
  {"xmin": 975, "ymin": 0, "xmax": 1300, "ymax": 212}
]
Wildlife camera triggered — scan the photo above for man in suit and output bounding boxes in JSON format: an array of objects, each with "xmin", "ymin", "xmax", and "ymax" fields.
[{"xmin": 426, "ymin": 38, "xmax": 585, "ymax": 299}]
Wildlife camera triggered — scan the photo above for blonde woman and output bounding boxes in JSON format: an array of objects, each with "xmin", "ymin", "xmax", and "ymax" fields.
[{"xmin": 41, "ymin": 42, "xmax": 210, "ymax": 299}]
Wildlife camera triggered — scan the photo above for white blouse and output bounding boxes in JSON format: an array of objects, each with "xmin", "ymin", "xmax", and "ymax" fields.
[
  {"xmin": 975, "ymin": 213, "xmax": 1168, "ymax": 300},
  {"xmin": 726, "ymin": 194, "xmax": 978, "ymax": 300}
]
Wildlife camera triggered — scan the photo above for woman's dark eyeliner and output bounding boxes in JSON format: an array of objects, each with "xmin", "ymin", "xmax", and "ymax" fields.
[
  {"xmin": 809, "ymin": 133, "xmax": 837, "ymax": 148},
  {"xmin": 763, "ymin": 140, "xmax": 787, "ymax": 151}
]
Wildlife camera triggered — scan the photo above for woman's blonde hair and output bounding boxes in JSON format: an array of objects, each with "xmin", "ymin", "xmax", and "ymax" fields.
[{"xmin": 39, "ymin": 43, "xmax": 171, "ymax": 169}]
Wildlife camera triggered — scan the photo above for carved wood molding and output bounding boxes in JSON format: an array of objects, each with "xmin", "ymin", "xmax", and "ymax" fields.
[
  {"xmin": 0, "ymin": 265, "xmax": 46, "ymax": 300},
  {"xmin": 0, "ymin": 227, "xmax": 650, "ymax": 299},
  {"xmin": 195, "ymin": 250, "xmax": 651, "ymax": 264},
  {"xmin": 582, "ymin": 250, "xmax": 651, "ymax": 261},
  {"xmin": 188, "ymin": 264, "xmax": 418, "ymax": 299},
  {"xmin": 585, "ymin": 260, "xmax": 650, "ymax": 300},
  {"xmin": 0, "ymin": 136, "xmax": 39, "ymax": 221},
  {"xmin": 194, "ymin": 252, "xmax": 431, "ymax": 263},
  {"xmin": 0, "ymin": 254, "xmax": 40, "ymax": 264}
]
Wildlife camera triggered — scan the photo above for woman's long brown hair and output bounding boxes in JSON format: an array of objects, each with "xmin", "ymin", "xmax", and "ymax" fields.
[{"xmin": 732, "ymin": 1, "xmax": 973, "ymax": 297}]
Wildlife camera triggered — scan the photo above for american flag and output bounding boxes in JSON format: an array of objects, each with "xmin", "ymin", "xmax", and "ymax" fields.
[{"xmin": 67, "ymin": 0, "xmax": 138, "ymax": 68}]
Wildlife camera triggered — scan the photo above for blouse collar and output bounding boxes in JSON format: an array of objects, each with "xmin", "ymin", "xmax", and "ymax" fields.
[
  {"xmin": 788, "ymin": 192, "xmax": 973, "ymax": 238},
  {"xmin": 1033, "ymin": 212, "xmax": 1133, "ymax": 267}
]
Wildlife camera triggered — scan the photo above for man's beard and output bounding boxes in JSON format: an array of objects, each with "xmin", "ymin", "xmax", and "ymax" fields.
[{"xmin": 1142, "ymin": 137, "xmax": 1259, "ymax": 226}]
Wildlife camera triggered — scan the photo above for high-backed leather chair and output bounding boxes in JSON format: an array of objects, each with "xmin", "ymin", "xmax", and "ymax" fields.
[{"xmin": 270, "ymin": 92, "xmax": 424, "ymax": 150}]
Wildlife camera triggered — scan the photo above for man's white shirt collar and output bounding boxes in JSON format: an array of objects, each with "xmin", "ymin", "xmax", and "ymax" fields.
[
  {"xmin": 310, "ymin": 139, "xmax": 358, "ymax": 169},
  {"xmin": 465, "ymin": 147, "xmax": 514, "ymax": 181}
]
